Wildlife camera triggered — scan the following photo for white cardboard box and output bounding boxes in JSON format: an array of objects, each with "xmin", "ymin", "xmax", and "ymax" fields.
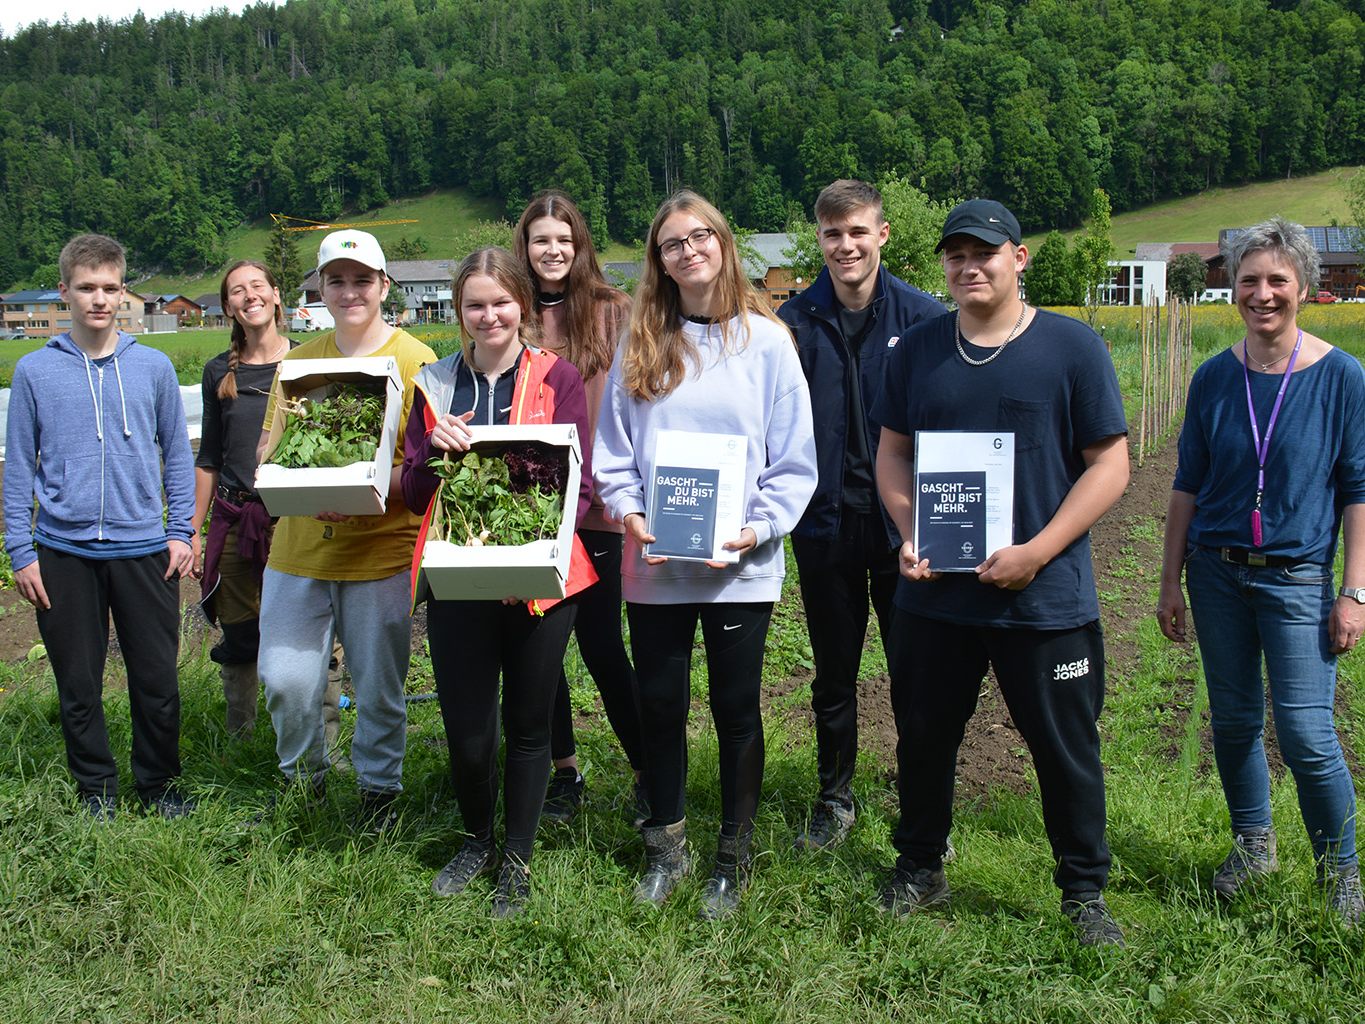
[
  {"xmin": 420, "ymin": 424, "xmax": 582, "ymax": 601},
  {"xmin": 254, "ymin": 357, "xmax": 403, "ymax": 517}
]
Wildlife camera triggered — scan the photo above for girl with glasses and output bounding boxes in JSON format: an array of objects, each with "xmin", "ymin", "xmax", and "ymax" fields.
[{"xmin": 594, "ymin": 190, "xmax": 817, "ymax": 917}]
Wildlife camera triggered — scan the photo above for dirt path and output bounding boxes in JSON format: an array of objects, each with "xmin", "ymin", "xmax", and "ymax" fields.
[{"xmin": 763, "ymin": 437, "xmax": 1183, "ymax": 799}]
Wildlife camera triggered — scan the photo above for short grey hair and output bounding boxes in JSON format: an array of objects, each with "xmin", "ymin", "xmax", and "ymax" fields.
[{"xmin": 1221, "ymin": 216, "xmax": 1320, "ymax": 293}]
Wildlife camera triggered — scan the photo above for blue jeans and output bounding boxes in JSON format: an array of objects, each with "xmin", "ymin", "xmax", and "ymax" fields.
[{"xmin": 1186, "ymin": 546, "xmax": 1357, "ymax": 866}]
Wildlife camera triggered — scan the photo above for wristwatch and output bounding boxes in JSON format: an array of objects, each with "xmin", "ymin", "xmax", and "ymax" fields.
[{"xmin": 1341, "ymin": 586, "xmax": 1365, "ymax": 603}]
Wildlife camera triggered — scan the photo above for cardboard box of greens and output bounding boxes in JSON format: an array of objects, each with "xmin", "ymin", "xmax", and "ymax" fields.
[
  {"xmin": 254, "ymin": 357, "xmax": 403, "ymax": 517},
  {"xmin": 419, "ymin": 424, "xmax": 582, "ymax": 601}
]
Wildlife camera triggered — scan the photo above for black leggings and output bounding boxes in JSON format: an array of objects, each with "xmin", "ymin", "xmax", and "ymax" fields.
[
  {"xmin": 627, "ymin": 601, "xmax": 773, "ymax": 833},
  {"xmin": 427, "ymin": 598, "xmax": 577, "ymax": 861},
  {"xmin": 550, "ymin": 530, "xmax": 644, "ymax": 769}
]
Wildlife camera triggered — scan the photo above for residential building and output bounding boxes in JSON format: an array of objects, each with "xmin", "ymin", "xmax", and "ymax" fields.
[{"xmin": 1, "ymin": 289, "xmax": 141, "ymax": 338}]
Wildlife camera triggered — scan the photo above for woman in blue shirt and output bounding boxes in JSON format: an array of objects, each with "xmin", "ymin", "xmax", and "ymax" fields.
[{"xmin": 1158, "ymin": 217, "xmax": 1365, "ymax": 925}]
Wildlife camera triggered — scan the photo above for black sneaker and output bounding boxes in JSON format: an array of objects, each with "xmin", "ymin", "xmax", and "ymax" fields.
[
  {"xmin": 431, "ymin": 840, "xmax": 496, "ymax": 897},
  {"xmin": 1062, "ymin": 895, "xmax": 1126, "ymax": 948},
  {"xmin": 82, "ymin": 793, "xmax": 117, "ymax": 823},
  {"xmin": 491, "ymin": 854, "xmax": 531, "ymax": 919},
  {"xmin": 146, "ymin": 788, "xmax": 196, "ymax": 820},
  {"xmin": 542, "ymin": 768, "xmax": 585, "ymax": 825},
  {"xmin": 1213, "ymin": 827, "xmax": 1278, "ymax": 898},
  {"xmin": 879, "ymin": 866, "xmax": 949, "ymax": 915},
  {"xmin": 352, "ymin": 790, "xmax": 399, "ymax": 833},
  {"xmin": 794, "ymin": 799, "xmax": 856, "ymax": 851}
]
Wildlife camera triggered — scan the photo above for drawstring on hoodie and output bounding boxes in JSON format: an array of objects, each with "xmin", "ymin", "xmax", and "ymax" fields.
[
  {"xmin": 83, "ymin": 352, "xmax": 133, "ymax": 440},
  {"xmin": 113, "ymin": 357, "xmax": 132, "ymax": 438},
  {"xmin": 84, "ymin": 355, "xmax": 102, "ymax": 441}
]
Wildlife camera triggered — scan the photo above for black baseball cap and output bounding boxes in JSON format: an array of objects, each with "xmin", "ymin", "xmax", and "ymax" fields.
[{"xmin": 936, "ymin": 199, "xmax": 1022, "ymax": 251}]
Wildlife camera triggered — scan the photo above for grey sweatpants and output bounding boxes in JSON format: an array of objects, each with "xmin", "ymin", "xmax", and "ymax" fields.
[{"xmin": 259, "ymin": 567, "xmax": 411, "ymax": 794}]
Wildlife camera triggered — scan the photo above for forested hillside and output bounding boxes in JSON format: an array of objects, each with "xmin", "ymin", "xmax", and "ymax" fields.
[{"xmin": 2, "ymin": 0, "xmax": 1363, "ymax": 281}]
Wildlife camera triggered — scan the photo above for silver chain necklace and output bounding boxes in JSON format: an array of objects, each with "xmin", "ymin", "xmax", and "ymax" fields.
[
  {"xmin": 954, "ymin": 303, "xmax": 1028, "ymax": 366},
  {"xmin": 1246, "ymin": 345, "xmax": 1290, "ymax": 372}
]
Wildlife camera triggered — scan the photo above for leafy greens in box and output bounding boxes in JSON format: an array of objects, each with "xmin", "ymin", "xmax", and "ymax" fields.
[
  {"xmin": 430, "ymin": 444, "xmax": 567, "ymax": 546},
  {"xmin": 267, "ymin": 383, "xmax": 385, "ymax": 469}
]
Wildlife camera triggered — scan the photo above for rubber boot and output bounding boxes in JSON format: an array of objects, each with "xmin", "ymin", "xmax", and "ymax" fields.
[
  {"xmin": 221, "ymin": 661, "xmax": 260, "ymax": 738},
  {"xmin": 635, "ymin": 818, "xmax": 691, "ymax": 905},
  {"xmin": 699, "ymin": 827, "xmax": 752, "ymax": 920}
]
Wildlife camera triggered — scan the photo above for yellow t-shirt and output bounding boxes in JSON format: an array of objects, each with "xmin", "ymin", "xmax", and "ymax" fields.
[{"xmin": 262, "ymin": 329, "xmax": 436, "ymax": 581}]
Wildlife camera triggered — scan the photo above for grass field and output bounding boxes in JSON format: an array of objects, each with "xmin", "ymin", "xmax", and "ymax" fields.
[
  {"xmin": 1, "ymin": 322, "xmax": 1363, "ymax": 1021},
  {"xmin": 1025, "ymin": 166, "xmax": 1362, "ymax": 255}
]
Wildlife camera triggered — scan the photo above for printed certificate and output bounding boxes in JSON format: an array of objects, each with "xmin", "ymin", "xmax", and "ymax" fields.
[
  {"xmin": 913, "ymin": 431, "xmax": 1015, "ymax": 571},
  {"xmin": 645, "ymin": 429, "xmax": 747, "ymax": 562}
]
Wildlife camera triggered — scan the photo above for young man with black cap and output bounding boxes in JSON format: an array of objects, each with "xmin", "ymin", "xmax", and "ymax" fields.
[
  {"xmin": 779, "ymin": 180, "xmax": 944, "ymax": 850},
  {"xmin": 871, "ymin": 199, "xmax": 1131, "ymax": 946}
]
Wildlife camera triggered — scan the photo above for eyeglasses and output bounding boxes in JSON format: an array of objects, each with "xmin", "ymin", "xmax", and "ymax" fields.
[{"xmin": 658, "ymin": 227, "xmax": 716, "ymax": 261}]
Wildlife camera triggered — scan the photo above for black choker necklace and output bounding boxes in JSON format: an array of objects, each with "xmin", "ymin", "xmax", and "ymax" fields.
[
  {"xmin": 537, "ymin": 289, "xmax": 566, "ymax": 307},
  {"xmin": 685, "ymin": 313, "xmax": 719, "ymax": 325}
]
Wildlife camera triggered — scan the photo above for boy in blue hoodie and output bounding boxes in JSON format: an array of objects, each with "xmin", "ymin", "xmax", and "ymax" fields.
[{"xmin": 3, "ymin": 233, "xmax": 196, "ymax": 820}]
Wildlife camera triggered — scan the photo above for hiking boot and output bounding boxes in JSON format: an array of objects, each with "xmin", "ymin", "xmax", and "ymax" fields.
[
  {"xmin": 491, "ymin": 854, "xmax": 531, "ymax": 919},
  {"xmin": 1318, "ymin": 861, "xmax": 1364, "ymax": 928},
  {"xmin": 793, "ymin": 799, "xmax": 855, "ymax": 851},
  {"xmin": 1062, "ymin": 895, "xmax": 1126, "ymax": 948},
  {"xmin": 1212, "ymin": 827, "xmax": 1278, "ymax": 898},
  {"xmin": 82, "ymin": 793, "xmax": 117, "ymax": 823},
  {"xmin": 636, "ymin": 818, "xmax": 691, "ymax": 905},
  {"xmin": 542, "ymin": 768, "xmax": 585, "ymax": 825},
  {"xmin": 146, "ymin": 787, "xmax": 196, "ymax": 820},
  {"xmin": 700, "ymin": 828, "xmax": 752, "ymax": 920},
  {"xmin": 431, "ymin": 839, "xmax": 496, "ymax": 897},
  {"xmin": 879, "ymin": 865, "xmax": 949, "ymax": 916},
  {"xmin": 631, "ymin": 779, "xmax": 651, "ymax": 830},
  {"xmin": 352, "ymin": 790, "xmax": 398, "ymax": 834}
]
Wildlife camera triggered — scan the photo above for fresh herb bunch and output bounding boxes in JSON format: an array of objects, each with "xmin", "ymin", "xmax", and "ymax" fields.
[
  {"xmin": 432, "ymin": 446, "xmax": 565, "ymax": 547},
  {"xmin": 268, "ymin": 383, "xmax": 385, "ymax": 469}
]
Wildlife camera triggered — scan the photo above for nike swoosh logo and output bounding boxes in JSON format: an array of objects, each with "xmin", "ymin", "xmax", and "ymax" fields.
[
  {"xmin": 723, "ymin": 623, "xmax": 741, "ymax": 631},
  {"xmin": 593, "ymin": 550, "xmax": 609, "ymax": 557}
]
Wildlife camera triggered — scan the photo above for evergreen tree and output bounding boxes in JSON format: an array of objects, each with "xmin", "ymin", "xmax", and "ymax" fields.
[
  {"xmin": 264, "ymin": 218, "xmax": 306, "ymax": 308},
  {"xmin": 1025, "ymin": 231, "xmax": 1083, "ymax": 307}
]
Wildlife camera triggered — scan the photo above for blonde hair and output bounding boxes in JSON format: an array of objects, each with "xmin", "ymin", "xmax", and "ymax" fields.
[
  {"xmin": 625, "ymin": 190, "xmax": 785, "ymax": 400},
  {"xmin": 452, "ymin": 247, "xmax": 542, "ymax": 365},
  {"xmin": 59, "ymin": 233, "xmax": 126, "ymax": 284}
]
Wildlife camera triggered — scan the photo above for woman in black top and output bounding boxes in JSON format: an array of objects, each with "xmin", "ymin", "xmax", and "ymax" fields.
[{"xmin": 192, "ymin": 260, "xmax": 294, "ymax": 736}]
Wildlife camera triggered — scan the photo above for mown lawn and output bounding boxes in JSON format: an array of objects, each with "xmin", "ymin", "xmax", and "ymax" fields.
[{"xmin": 1023, "ymin": 165, "xmax": 1361, "ymax": 255}]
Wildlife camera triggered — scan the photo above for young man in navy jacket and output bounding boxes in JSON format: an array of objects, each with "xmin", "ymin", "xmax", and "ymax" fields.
[{"xmin": 779, "ymin": 180, "xmax": 944, "ymax": 849}]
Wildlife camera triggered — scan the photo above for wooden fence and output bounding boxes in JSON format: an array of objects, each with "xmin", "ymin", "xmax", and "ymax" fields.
[{"xmin": 1136, "ymin": 293, "xmax": 1194, "ymax": 466}]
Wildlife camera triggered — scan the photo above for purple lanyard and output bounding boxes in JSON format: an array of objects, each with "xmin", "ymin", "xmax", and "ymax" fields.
[{"xmin": 1242, "ymin": 330, "xmax": 1303, "ymax": 547}]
